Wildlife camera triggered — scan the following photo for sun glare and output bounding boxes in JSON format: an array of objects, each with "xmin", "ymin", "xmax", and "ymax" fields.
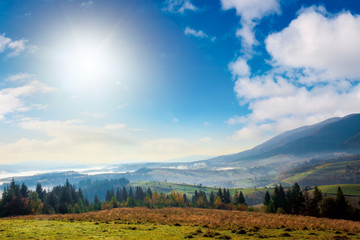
[
  {"xmin": 53, "ymin": 37, "xmax": 115, "ymax": 91},
  {"xmin": 68, "ymin": 46, "xmax": 106, "ymax": 79}
]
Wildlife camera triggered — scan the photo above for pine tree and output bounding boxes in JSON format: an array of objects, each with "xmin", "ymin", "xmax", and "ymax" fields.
[
  {"xmin": 43, "ymin": 191, "xmax": 58, "ymax": 214},
  {"xmin": 20, "ymin": 183, "xmax": 29, "ymax": 198},
  {"xmin": 0, "ymin": 179, "xmax": 30, "ymax": 217},
  {"xmin": 135, "ymin": 187, "xmax": 145, "ymax": 201},
  {"xmin": 278, "ymin": 184, "xmax": 287, "ymax": 212},
  {"xmin": 94, "ymin": 194, "xmax": 101, "ymax": 210},
  {"xmin": 146, "ymin": 187, "xmax": 153, "ymax": 199},
  {"xmin": 336, "ymin": 186, "xmax": 347, "ymax": 218},
  {"xmin": 224, "ymin": 189, "xmax": 231, "ymax": 204},
  {"xmin": 121, "ymin": 186, "xmax": 128, "ymax": 202},
  {"xmin": 238, "ymin": 191, "xmax": 246, "ymax": 205},
  {"xmin": 192, "ymin": 190, "xmax": 199, "ymax": 204},
  {"xmin": 209, "ymin": 191, "xmax": 215, "ymax": 207},
  {"xmin": 264, "ymin": 191, "xmax": 270, "ymax": 205},
  {"xmin": 310, "ymin": 186, "xmax": 322, "ymax": 216},
  {"xmin": 313, "ymin": 186, "xmax": 323, "ymax": 204},
  {"xmin": 217, "ymin": 188, "xmax": 223, "ymax": 204},
  {"xmin": 129, "ymin": 187, "xmax": 134, "ymax": 200},
  {"xmin": 84, "ymin": 197, "xmax": 90, "ymax": 207},
  {"xmin": 116, "ymin": 188, "xmax": 121, "ymax": 202},
  {"xmin": 36, "ymin": 183, "xmax": 45, "ymax": 202},
  {"xmin": 290, "ymin": 182, "xmax": 305, "ymax": 214},
  {"xmin": 183, "ymin": 194, "xmax": 188, "ymax": 205}
]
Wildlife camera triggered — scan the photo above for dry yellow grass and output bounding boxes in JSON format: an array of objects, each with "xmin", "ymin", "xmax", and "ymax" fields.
[{"xmin": 9, "ymin": 207, "xmax": 360, "ymax": 233}]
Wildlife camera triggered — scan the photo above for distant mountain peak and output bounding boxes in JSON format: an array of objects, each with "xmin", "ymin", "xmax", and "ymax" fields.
[{"xmin": 204, "ymin": 113, "xmax": 360, "ymax": 165}]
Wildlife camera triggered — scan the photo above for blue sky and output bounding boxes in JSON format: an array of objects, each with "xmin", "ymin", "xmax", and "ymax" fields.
[{"xmin": 1, "ymin": 0, "xmax": 360, "ymax": 164}]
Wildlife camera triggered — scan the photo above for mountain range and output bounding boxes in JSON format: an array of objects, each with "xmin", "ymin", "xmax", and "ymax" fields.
[{"xmin": 1, "ymin": 113, "xmax": 360, "ymax": 189}]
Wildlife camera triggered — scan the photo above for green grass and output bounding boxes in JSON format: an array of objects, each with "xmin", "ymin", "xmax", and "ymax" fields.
[
  {"xmin": 0, "ymin": 219, "xmax": 352, "ymax": 239},
  {"xmin": 281, "ymin": 160, "xmax": 360, "ymax": 186},
  {"xmin": 2, "ymin": 206, "xmax": 360, "ymax": 239},
  {"xmin": 317, "ymin": 184, "xmax": 360, "ymax": 196},
  {"xmin": 0, "ymin": 219, "xmax": 204, "ymax": 239}
]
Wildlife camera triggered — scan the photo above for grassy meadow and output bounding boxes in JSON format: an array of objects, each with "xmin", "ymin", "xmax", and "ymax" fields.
[
  {"xmin": 317, "ymin": 184, "xmax": 360, "ymax": 196},
  {"xmin": 2, "ymin": 207, "xmax": 360, "ymax": 239},
  {"xmin": 281, "ymin": 159, "xmax": 360, "ymax": 186}
]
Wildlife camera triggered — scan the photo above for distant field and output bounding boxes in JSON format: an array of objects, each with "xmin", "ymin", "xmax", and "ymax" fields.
[
  {"xmin": 2, "ymin": 207, "xmax": 360, "ymax": 239},
  {"xmin": 281, "ymin": 159, "xmax": 360, "ymax": 186},
  {"xmin": 317, "ymin": 184, "xmax": 360, "ymax": 196}
]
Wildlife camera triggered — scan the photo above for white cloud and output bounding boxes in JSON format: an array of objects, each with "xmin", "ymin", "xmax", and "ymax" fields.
[
  {"xmin": 0, "ymin": 34, "xmax": 34, "ymax": 57},
  {"xmin": 231, "ymin": 125, "xmax": 264, "ymax": 141},
  {"xmin": 163, "ymin": 0, "xmax": 197, "ymax": 13},
  {"xmin": 226, "ymin": 115, "xmax": 246, "ymax": 125},
  {"xmin": 7, "ymin": 39, "xmax": 28, "ymax": 57},
  {"xmin": 231, "ymin": 71, "xmax": 360, "ymax": 137},
  {"xmin": 228, "ymin": 57, "xmax": 250, "ymax": 77},
  {"xmin": 266, "ymin": 7, "xmax": 360, "ymax": 80},
  {"xmin": 234, "ymin": 75, "xmax": 296, "ymax": 103},
  {"xmin": 0, "ymin": 118, "xmax": 239, "ymax": 164},
  {"xmin": 184, "ymin": 27, "xmax": 216, "ymax": 41},
  {"xmin": 172, "ymin": 117, "xmax": 179, "ymax": 123},
  {"xmin": 0, "ymin": 75, "xmax": 54, "ymax": 119},
  {"xmin": 228, "ymin": 6, "xmax": 360, "ymax": 143},
  {"xmin": 221, "ymin": 0, "xmax": 280, "ymax": 48},
  {"xmin": 0, "ymin": 34, "xmax": 11, "ymax": 52},
  {"xmin": 6, "ymin": 73, "xmax": 33, "ymax": 82},
  {"xmin": 19, "ymin": 119, "xmax": 130, "ymax": 145},
  {"xmin": 0, "ymin": 119, "xmax": 134, "ymax": 164}
]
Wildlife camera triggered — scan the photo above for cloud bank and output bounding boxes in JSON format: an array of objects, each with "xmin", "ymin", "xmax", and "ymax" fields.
[
  {"xmin": 0, "ymin": 34, "xmax": 35, "ymax": 57},
  {"xmin": 229, "ymin": 7, "xmax": 360, "ymax": 141}
]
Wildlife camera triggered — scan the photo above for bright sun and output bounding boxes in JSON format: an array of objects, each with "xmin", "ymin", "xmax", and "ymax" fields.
[
  {"xmin": 67, "ymin": 46, "xmax": 107, "ymax": 79},
  {"xmin": 54, "ymin": 38, "xmax": 115, "ymax": 91}
]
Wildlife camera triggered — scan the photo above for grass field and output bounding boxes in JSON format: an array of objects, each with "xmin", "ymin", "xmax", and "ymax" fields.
[
  {"xmin": 1, "ymin": 207, "xmax": 360, "ymax": 239},
  {"xmin": 281, "ymin": 160, "xmax": 360, "ymax": 186},
  {"xmin": 317, "ymin": 184, "xmax": 360, "ymax": 196}
]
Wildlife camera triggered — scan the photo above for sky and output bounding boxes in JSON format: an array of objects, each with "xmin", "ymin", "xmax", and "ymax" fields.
[{"xmin": 1, "ymin": 0, "xmax": 360, "ymax": 165}]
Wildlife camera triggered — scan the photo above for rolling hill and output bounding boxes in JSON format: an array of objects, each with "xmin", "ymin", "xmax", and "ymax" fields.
[{"xmin": 2, "ymin": 113, "xmax": 360, "ymax": 189}]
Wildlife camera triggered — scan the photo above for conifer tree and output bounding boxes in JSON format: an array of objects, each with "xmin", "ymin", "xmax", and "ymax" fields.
[
  {"xmin": 238, "ymin": 191, "xmax": 246, "ymax": 205},
  {"xmin": 121, "ymin": 186, "xmax": 128, "ymax": 202},
  {"xmin": 116, "ymin": 188, "xmax": 121, "ymax": 202},
  {"xmin": 264, "ymin": 191, "xmax": 270, "ymax": 205},
  {"xmin": 146, "ymin": 187, "xmax": 153, "ymax": 199},
  {"xmin": 105, "ymin": 190, "xmax": 111, "ymax": 202},
  {"xmin": 209, "ymin": 191, "xmax": 215, "ymax": 207},
  {"xmin": 290, "ymin": 182, "xmax": 305, "ymax": 214},
  {"xmin": 129, "ymin": 187, "xmax": 134, "ymax": 200},
  {"xmin": 94, "ymin": 194, "xmax": 101, "ymax": 210},
  {"xmin": 336, "ymin": 186, "xmax": 347, "ymax": 218},
  {"xmin": 36, "ymin": 183, "xmax": 45, "ymax": 202},
  {"xmin": 20, "ymin": 183, "xmax": 29, "ymax": 198}
]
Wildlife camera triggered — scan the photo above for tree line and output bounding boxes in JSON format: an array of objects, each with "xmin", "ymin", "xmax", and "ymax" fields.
[
  {"xmin": 0, "ymin": 179, "xmax": 248, "ymax": 217},
  {"xmin": 98, "ymin": 186, "xmax": 247, "ymax": 210},
  {"xmin": 263, "ymin": 182, "xmax": 360, "ymax": 220},
  {"xmin": 5, "ymin": 179, "xmax": 357, "ymax": 221}
]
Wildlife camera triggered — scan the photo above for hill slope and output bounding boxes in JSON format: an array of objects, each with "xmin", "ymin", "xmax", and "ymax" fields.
[{"xmin": 205, "ymin": 114, "xmax": 360, "ymax": 166}]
